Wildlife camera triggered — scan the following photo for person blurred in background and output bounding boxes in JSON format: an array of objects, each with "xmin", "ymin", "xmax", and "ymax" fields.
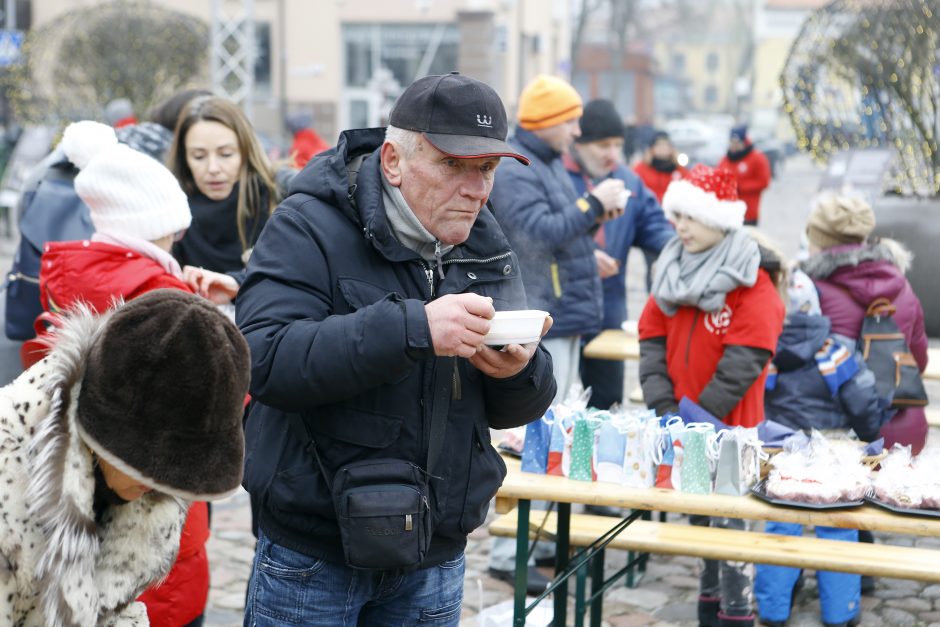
[
  {"xmin": 719, "ymin": 125, "xmax": 770, "ymax": 226},
  {"xmin": 633, "ymin": 130, "xmax": 688, "ymax": 204},
  {"xmin": 564, "ymin": 99, "xmax": 673, "ymax": 410},
  {"xmin": 167, "ymin": 96, "xmax": 280, "ymax": 274},
  {"xmin": 104, "ymin": 97, "xmax": 137, "ymax": 128},
  {"xmin": 286, "ymin": 110, "xmax": 330, "ymax": 169}
]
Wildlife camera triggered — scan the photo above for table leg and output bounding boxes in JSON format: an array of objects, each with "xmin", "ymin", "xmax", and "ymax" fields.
[
  {"xmin": 590, "ymin": 548, "xmax": 605, "ymax": 627},
  {"xmin": 512, "ymin": 498, "xmax": 531, "ymax": 627},
  {"xmin": 574, "ymin": 558, "xmax": 587, "ymax": 627},
  {"xmin": 554, "ymin": 502, "xmax": 571, "ymax": 626}
]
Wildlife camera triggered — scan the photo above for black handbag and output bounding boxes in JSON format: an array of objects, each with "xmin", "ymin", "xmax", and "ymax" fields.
[
  {"xmin": 290, "ymin": 358, "xmax": 453, "ymax": 570},
  {"xmin": 860, "ymin": 298, "xmax": 928, "ymax": 408}
]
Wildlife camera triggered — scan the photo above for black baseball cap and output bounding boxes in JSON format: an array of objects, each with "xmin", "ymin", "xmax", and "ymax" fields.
[{"xmin": 388, "ymin": 72, "xmax": 530, "ymax": 165}]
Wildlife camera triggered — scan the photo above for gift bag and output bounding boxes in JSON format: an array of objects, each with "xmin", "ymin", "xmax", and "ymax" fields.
[
  {"xmin": 678, "ymin": 423, "xmax": 716, "ymax": 494},
  {"xmin": 566, "ymin": 414, "xmax": 603, "ymax": 481},
  {"xmin": 521, "ymin": 410, "xmax": 553, "ymax": 474},
  {"xmin": 654, "ymin": 416, "xmax": 683, "ymax": 489},
  {"xmin": 622, "ymin": 418, "xmax": 657, "ymax": 489},
  {"xmin": 546, "ymin": 413, "xmax": 571, "ymax": 476},
  {"xmin": 594, "ymin": 421, "xmax": 628, "ymax": 484},
  {"xmin": 714, "ymin": 428, "xmax": 762, "ymax": 496}
]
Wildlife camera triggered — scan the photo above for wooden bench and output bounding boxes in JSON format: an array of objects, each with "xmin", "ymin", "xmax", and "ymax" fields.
[{"xmin": 489, "ymin": 509, "xmax": 940, "ymax": 583}]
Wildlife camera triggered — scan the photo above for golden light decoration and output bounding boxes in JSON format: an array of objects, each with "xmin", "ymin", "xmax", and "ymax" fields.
[
  {"xmin": 2, "ymin": 0, "xmax": 209, "ymax": 129},
  {"xmin": 780, "ymin": 0, "xmax": 940, "ymax": 196}
]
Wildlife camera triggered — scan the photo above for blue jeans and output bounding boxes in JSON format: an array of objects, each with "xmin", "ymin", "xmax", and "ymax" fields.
[{"xmin": 244, "ymin": 530, "xmax": 465, "ymax": 626}]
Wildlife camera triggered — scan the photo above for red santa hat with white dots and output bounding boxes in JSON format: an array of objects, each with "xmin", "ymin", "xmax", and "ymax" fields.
[{"xmin": 661, "ymin": 164, "xmax": 746, "ymax": 231}]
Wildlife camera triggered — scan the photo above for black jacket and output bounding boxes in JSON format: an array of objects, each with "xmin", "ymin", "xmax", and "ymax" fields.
[{"xmin": 236, "ymin": 128, "xmax": 556, "ymax": 566}]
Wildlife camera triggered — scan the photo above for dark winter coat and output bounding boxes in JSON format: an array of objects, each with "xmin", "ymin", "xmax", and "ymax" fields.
[
  {"xmin": 764, "ymin": 312, "xmax": 889, "ymax": 441},
  {"xmin": 566, "ymin": 158, "xmax": 674, "ymax": 327},
  {"xmin": 236, "ymin": 127, "xmax": 556, "ymax": 567},
  {"xmin": 802, "ymin": 239, "xmax": 929, "ymax": 452},
  {"xmin": 489, "ymin": 128, "xmax": 604, "ymax": 338}
]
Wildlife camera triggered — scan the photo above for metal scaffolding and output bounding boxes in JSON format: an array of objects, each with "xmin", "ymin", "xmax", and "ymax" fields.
[{"xmin": 210, "ymin": 0, "xmax": 255, "ymax": 120}]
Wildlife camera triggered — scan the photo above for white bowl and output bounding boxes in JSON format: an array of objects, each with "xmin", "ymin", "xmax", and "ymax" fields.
[{"xmin": 483, "ymin": 310, "xmax": 549, "ymax": 346}]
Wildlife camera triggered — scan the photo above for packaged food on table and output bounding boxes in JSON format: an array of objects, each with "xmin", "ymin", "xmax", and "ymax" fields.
[{"xmin": 764, "ymin": 430, "xmax": 871, "ymax": 504}]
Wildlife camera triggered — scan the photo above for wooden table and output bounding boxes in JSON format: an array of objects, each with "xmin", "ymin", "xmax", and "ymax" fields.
[
  {"xmin": 495, "ymin": 456, "xmax": 940, "ymax": 626},
  {"xmin": 584, "ymin": 329, "xmax": 940, "ymax": 382}
]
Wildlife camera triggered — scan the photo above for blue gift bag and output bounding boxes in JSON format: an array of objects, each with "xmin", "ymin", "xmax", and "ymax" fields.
[{"xmin": 521, "ymin": 409, "xmax": 553, "ymax": 474}]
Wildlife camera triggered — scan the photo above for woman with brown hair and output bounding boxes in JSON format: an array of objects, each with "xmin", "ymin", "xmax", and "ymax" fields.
[{"xmin": 167, "ymin": 95, "xmax": 280, "ymax": 273}]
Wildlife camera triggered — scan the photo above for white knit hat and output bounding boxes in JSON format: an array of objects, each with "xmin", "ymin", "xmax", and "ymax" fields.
[
  {"xmin": 60, "ymin": 121, "xmax": 191, "ymax": 242},
  {"xmin": 662, "ymin": 164, "xmax": 746, "ymax": 232}
]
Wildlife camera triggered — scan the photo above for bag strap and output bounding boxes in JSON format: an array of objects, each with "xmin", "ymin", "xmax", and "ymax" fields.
[
  {"xmin": 866, "ymin": 297, "xmax": 896, "ymax": 318},
  {"xmin": 288, "ymin": 356, "xmax": 454, "ymax": 491}
]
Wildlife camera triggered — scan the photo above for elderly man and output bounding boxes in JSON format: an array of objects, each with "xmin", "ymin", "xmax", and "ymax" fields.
[
  {"xmin": 565, "ymin": 99, "xmax": 674, "ymax": 410},
  {"xmin": 237, "ymin": 72, "xmax": 556, "ymax": 626}
]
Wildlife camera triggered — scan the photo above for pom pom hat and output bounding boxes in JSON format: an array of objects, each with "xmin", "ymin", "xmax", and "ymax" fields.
[
  {"xmin": 517, "ymin": 75, "xmax": 583, "ymax": 131},
  {"xmin": 60, "ymin": 120, "xmax": 191, "ymax": 242},
  {"xmin": 662, "ymin": 164, "xmax": 746, "ymax": 231}
]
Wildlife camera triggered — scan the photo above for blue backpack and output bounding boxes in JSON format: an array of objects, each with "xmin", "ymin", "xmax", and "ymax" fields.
[{"xmin": 4, "ymin": 159, "xmax": 93, "ymax": 340}]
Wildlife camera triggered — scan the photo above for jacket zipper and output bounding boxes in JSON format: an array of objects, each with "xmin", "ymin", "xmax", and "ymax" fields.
[
  {"xmin": 550, "ymin": 260, "xmax": 562, "ymax": 299},
  {"xmin": 423, "ymin": 262, "xmax": 434, "ymax": 298},
  {"xmin": 441, "ymin": 251, "xmax": 512, "ymax": 266},
  {"xmin": 452, "ymin": 359, "xmax": 462, "ymax": 401},
  {"xmin": 685, "ymin": 310, "xmax": 700, "ymax": 366}
]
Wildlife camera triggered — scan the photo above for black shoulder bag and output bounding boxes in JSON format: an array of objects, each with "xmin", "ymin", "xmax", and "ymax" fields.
[{"xmin": 289, "ymin": 359, "xmax": 452, "ymax": 570}]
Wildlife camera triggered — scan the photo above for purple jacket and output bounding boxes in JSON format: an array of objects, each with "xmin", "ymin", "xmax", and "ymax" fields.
[{"xmin": 802, "ymin": 240, "xmax": 928, "ymax": 452}]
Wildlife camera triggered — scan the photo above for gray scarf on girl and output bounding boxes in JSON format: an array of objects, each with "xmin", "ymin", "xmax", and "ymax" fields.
[
  {"xmin": 652, "ymin": 229, "xmax": 760, "ymax": 316},
  {"xmin": 381, "ymin": 174, "xmax": 453, "ymax": 267}
]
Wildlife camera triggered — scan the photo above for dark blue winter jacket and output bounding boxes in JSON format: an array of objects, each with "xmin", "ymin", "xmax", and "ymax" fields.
[
  {"xmin": 489, "ymin": 128, "xmax": 604, "ymax": 338},
  {"xmin": 764, "ymin": 312, "xmax": 889, "ymax": 441},
  {"xmin": 236, "ymin": 127, "xmax": 556, "ymax": 567},
  {"xmin": 566, "ymin": 160, "xmax": 674, "ymax": 328}
]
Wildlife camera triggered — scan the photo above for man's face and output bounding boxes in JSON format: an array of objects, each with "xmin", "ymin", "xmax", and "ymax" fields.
[
  {"xmin": 382, "ymin": 135, "xmax": 501, "ymax": 246},
  {"xmin": 728, "ymin": 137, "xmax": 746, "ymax": 153},
  {"xmin": 651, "ymin": 138, "xmax": 674, "ymax": 160},
  {"xmin": 574, "ymin": 136, "xmax": 624, "ymax": 178},
  {"xmin": 533, "ymin": 118, "xmax": 581, "ymax": 154}
]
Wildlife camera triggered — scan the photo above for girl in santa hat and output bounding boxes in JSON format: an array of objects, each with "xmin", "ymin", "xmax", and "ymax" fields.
[{"xmin": 638, "ymin": 164, "xmax": 786, "ymax": 627}]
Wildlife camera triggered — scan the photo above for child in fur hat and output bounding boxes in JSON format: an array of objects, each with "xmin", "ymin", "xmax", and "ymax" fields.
[
  {"xmin": 31, "ymin": 120, "xmax": 241, "ymax": 627},
  {"xmin": 0, "ymin": 289, "xmax": 248, "ymax": 626},
  {"xmin": 638, "ymin": 164, "xmax": 785, "ymax": 627}
]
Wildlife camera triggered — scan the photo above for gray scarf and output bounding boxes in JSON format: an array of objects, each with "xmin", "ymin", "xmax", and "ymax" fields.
[
  {"xmin": 381, "ymin": 174, "xmax": 453, "ymax": 271},
  {"xmin": 652, "ymin": 229, "xmax": 760, "ymax": 316}
]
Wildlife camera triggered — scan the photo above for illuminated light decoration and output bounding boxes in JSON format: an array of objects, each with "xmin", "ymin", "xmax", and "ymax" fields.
[{"xmin": 781, "ymin": 0, "xmax": 940, "ymax": 196}]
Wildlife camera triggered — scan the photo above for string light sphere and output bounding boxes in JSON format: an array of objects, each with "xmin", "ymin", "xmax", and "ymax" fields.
[{"xmin": 781, "ymin": 0, "xmax": 940, "ymax": 196}]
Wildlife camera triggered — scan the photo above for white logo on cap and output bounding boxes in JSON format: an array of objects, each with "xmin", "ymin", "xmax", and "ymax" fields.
[{"xmin": 476, "ymin": 114, "xmax": 493, "ymax": 128}]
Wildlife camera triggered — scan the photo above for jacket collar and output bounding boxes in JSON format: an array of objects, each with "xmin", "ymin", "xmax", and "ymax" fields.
[
  {"xmin": 801, "ymin": 238, "xmax": 912, "ymax": 280},
  {"xmin": 512, "ymin": 127, "xmax": 559, "ymax": 164}
]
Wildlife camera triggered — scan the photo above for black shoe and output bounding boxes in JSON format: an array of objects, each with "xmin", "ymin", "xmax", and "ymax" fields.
[
  {"xmin": 488, "ymin": 566, "xmax": 552, "ymax": 597},
  {"xmin": 718, "ymin": 613, "xmax": 755, "ymax": 627},
  {"xmin": 860, "ymin": 575, "xmax": 875, "ymax": 595},
  {"xmin": 584, "ymin": 504, "xmax": 622, "ymax": 517},
  {"xmin": 698, "ymin": 596, "xmax": 721, "ymax": 627},
  {"xmin": 534, "ymin": 555, "xmax": 556, "ymax": 568}
]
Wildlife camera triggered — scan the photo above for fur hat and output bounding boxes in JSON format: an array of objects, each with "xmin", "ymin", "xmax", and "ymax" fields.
[
  {"xmin": 517, "ymin": 75, "xmax": 583, "ymax": 131},
  {"xmin": 577, "ymin": 99, "xmax": 624, "ymax": 143},
  {"xmin": 662, "ymin": 164, "xmax": 746, "ymax": 231},
  {"xmin": 60, "ymin": 121, "xmax": 191, "ymax": 242},
  {"xmin": 77, "ymin": 289, "xmax": 250, "ymax": 500},
  {"xmin": 806, "ymin": 191, "xmax": 875, "ymax": 250}
]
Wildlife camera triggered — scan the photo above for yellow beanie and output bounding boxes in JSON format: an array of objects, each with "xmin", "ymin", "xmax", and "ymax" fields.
[{"xmin": 518, "ymin": 75, "xmax": 583, "ymax": 130}]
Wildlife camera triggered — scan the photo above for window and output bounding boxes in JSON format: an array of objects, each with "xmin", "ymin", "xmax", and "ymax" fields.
[
  {"xmin": 706, "ymin": 52, "xmax": 719, "ymax": 73},
  {"xmin": 704, "ymin": 85, "xmax": 718, "ymax": 105},
  {"xmin": 343, "ymin": 23, "xmax": 459, "ymax": 91},
  {"xmin": 671, "ymin": 52, "xmax": 685, "ymax": 73},
  {"xmin": 254, "ymin": 21, "xmax": 272, "ymax": 96}
]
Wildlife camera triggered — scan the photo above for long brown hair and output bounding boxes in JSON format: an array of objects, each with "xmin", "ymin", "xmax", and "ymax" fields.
[{"xmin": 167, "ymin": 96, "xmax": 278, "ymax": 251}]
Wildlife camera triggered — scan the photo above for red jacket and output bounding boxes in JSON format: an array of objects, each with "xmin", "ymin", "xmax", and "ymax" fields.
[
  {"xmin": 718, "ymin": 146, "xmax": 770, "ymax": 223},
  {"xmin": 291, "ymin": 128, "xmax": 330, "ymax": 169},
  {"xmin": 38, "ymin": 240, "xmax": 210, "ymax": 626},
  {"xmin": 632, "ymin": 162, "xmax": 688, "ymax": 204},
  {"xmin": 638, "ymin": 270, "xmax": 784, "ymax": 427}
]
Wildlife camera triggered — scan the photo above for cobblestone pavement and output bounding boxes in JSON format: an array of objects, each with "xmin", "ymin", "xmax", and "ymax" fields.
[{"xmin": 203, "ymin": 156, "xmax": 940, "ymax": 626}]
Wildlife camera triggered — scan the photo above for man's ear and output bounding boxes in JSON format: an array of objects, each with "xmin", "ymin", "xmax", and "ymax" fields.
[{"xmin": 381, "ymin": 142, "xmax": 403, "ymax": 187}]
